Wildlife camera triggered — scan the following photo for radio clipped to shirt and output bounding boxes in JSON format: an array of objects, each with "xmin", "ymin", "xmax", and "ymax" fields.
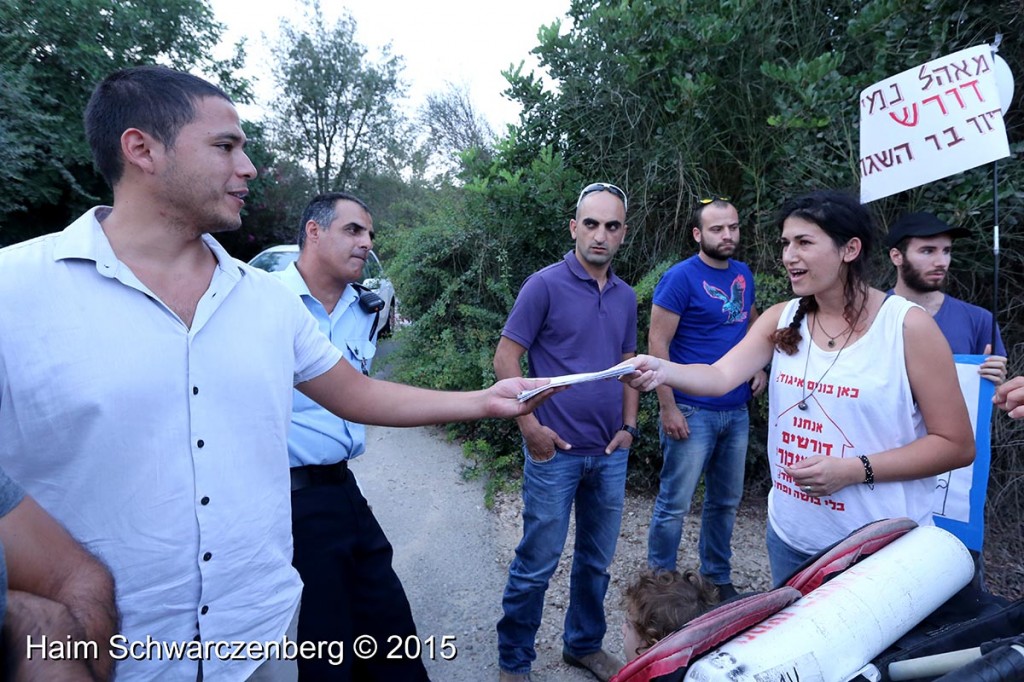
[
  {"xmin": 354, "ymin": 285, "xmax": 385, "ymax": 315},
  {"xmin": 351, "ymin": 283, "xmax": 384, "ymax": 342}
]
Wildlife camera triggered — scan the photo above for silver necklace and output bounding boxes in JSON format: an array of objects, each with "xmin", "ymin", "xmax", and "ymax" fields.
[
  {"xmin": 798, "ymin": 314, "xmax": 851, "ymax": 410},
  {"xmin": 816, "ymin": 315, "xmax": 850, "ymax": 348}
]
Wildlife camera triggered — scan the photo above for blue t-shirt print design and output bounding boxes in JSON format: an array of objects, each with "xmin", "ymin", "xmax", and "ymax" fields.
[{"xmin": 702, "ymin": 274, "xmax": 749, "ymax": 325}]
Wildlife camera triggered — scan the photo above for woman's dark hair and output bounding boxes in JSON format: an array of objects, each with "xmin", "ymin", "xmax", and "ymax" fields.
[{"xmin": 770, "ymin": 190, "xmax": 874, "ymax": 354}]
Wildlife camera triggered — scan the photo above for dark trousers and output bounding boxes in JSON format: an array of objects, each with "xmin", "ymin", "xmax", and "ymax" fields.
[{"xmin": 291, "ymin": 469, "xmax": 430, "ymax": 681}]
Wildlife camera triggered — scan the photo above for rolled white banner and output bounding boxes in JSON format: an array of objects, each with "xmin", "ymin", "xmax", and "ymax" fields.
[{"xmin": 684, "ymin": 526, "xmax": 974, "ymax": 682}]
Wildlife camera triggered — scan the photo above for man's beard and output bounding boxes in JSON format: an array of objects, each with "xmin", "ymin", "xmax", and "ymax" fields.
[
  {"xmin": 700, "ymin": 241, "xmax": 735, "ymax": 262},
  {"xmin": 900, "ymin": 260, "xmax": 946, "ymax": 293}
]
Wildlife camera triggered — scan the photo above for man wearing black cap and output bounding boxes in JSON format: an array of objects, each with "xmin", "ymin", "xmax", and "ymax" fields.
[
  {"xmin": 888, "ymin": 211, "xmax": 1007, "ymax": 385},
  {"xmin": 888, "ymin": 211, "xmax": 1006, "ymax": 594}
]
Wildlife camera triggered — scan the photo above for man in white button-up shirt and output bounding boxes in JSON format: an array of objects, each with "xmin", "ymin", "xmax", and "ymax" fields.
[{"xmin": 0, "ymin": 65, "xmax": 552, "ymax": 681}]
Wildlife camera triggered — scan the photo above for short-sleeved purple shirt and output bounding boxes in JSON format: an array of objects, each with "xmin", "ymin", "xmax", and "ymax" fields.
[
  {"xmin": 884, "ymin": 290, "xmax": 1006, "ymax": 355},
  {"xmin": 502, "ymin": 251, "xmax": 637, "ymax": 456},
  {"xmin": 934, "ymin": 295, "xmax": 1006, "ymax": 356}
]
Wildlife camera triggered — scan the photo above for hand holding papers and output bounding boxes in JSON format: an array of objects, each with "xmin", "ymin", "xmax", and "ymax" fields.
[{"xmin": 516, "ymin": 361, "xmax": 636, "ymax": 402}]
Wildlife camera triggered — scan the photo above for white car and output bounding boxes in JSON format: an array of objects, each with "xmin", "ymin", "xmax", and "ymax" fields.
[{"xmin": 248, "ymin": 244, "xmax": 398, "ymax": 337}]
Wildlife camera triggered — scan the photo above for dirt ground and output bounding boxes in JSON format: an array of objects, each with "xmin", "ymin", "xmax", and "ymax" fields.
[
  {"xmin": 980, "ymin": 514, "xmax": 1024, "ymax": 601},
  {"xmin": 489, "ymin": 486, "xmax": 773, "ymax": 679},
  {"xmin": 359, "ymin": 426, "xmax": 773, "ymax": 680},
  {"xmin": 491, "ymin": 477, "xmax": 1022, "ymax": 679}
]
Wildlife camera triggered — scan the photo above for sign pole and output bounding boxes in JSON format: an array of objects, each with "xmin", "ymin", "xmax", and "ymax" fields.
[{"xmin": 992, "ymin": 158, "xmax": 1000, "ymax": 352}]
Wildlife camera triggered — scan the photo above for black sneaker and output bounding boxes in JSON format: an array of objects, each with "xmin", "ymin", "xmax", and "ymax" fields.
[{"xmin": 715, "ymin": 582, "xmax": 739, "ymax": 601}]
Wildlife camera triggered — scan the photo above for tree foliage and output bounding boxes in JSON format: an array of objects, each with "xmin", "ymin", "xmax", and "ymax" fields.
[
  {"xmin": 419, "ymin": 83, "xmax": 496, "ymax": 178},
  {"xmin": 386, "ymin": 0, "xmax": 1024, "ymax": 518},
  {"xmin": 0, "ymin": 65, "xmax": 59, "ymax": 219},
  {"xmin": 0, "ymin": 0, "xmax": 247, "ymax": 242},
  {"xmin": 500, "ymin": 0, "xmax": 1024, "ymax": 280},
  {"xmin": 270, "ymin": 1, "xmax": 406, "ymax": 193},
  {"xmin": 385, "ymin": 144, "xmax": 583, "ymax": 491}
]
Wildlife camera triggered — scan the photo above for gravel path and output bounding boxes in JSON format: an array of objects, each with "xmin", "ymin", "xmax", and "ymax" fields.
[{"xmin": 352, "ymin": 425, "xmax": 773, "ymax": 681}]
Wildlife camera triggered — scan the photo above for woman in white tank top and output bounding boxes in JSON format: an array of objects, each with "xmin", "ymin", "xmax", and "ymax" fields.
[{"xmin": 628, "ymin": 190, "xmax": 974, "ymax": 584}]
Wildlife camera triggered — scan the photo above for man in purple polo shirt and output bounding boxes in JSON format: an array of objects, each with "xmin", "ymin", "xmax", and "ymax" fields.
[{"xmin": 494, "ymin": 182, "xmax": 639, "ymax": 682}]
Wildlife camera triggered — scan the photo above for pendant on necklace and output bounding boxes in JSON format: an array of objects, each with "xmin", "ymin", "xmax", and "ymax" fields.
[
  {"xmin": 827, "ymin": 339, "xmax": 835, "ymax": 348},
  {"xmin": 798, "ymin": 401, "xmax": 808, "ymax": 411}
]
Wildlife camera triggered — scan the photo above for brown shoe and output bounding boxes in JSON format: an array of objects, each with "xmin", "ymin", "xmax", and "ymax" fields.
[
  {"xmin": 562, "ymin": 649, "xmax": 624, "ymax": 682},
  {"xmin": 498, "ymin": 670, "xmax": 531, "ymax": 682}
]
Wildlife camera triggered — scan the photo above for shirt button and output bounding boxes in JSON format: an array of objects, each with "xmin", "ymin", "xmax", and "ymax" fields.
[
  {"xmin": 201, "ymin": 605, "xmax": 209, "ymax": 615},
  {"xmin": 203, "ymin": 552, "xmax": 212, "ymax": 561},
  {"xmin": 193, "ymin": 386, "xmax": 199, "ymax": 395},
  {"xmin": 197, "ymin": 439, "xmax": 205, "ymax": 448},
  {"xmin": 200, "ymin": 497, "xmax": 210, "ymax": 506}
]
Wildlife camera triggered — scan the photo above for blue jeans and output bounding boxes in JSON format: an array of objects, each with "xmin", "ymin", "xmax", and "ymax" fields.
[
  {"xmin": 766, "ymin": 521, "xmax": 814, "ymax": 587},
  {"xmin": 497, "ymin": 447, "xmax": 629, "ymax": 674},
  {"xmin": 647, "ymin": 404, "xmax": 748, "ymax": 583}
]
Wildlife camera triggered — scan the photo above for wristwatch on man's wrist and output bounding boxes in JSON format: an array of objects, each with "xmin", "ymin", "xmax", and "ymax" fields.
[{"xmin": 619, "ymin": 424, "xmax": 640, "ymax": 440}]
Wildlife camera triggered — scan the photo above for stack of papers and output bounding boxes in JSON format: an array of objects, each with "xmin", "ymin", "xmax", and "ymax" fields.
[{"xmin": 517, "ymin": 361, "xmax": 637, "ymax": 402}]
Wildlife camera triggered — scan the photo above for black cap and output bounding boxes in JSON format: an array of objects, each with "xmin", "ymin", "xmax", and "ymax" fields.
[{"xmin": 887, "ymin": 212, "xmax": 970, "ymax": 249}]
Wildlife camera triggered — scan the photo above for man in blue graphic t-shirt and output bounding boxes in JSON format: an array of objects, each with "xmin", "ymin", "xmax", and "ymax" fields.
[{"xmin": 646, "ymin": 197, "xmax": 765, "ymax": 600}]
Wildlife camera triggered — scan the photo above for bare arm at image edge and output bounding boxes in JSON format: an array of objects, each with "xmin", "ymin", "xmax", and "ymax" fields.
[
  {"xmin": 747, "ymin": 305, "xmax": 768, "ymax": 397},
  {"xmin": 2, "ymin": 495, "xmax": 118, "ymax": 680}
]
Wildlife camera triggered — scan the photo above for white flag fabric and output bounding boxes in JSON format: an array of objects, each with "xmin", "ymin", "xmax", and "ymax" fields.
[{"xmin": 859, "ymin": 45, "xmax": 1010, "ymax": 203}]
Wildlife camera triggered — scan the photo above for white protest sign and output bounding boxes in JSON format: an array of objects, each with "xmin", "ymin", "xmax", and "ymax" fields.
[
  {"xmin": 994, "ymin": 55, "xmax": 1015, "ymax": 114},
  {"xmin": 859, "ymin": 44, "xmax": 1010, "ymax": 203},
  {"xmin": 932, "ymin": 355, "xmax": 994, "ymax": 551}
]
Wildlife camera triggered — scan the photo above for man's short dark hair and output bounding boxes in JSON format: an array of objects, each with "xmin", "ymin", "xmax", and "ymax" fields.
[
  {"xmin": 690, "ymin": 198, "xmax": 735, "ymax": 231},
  {"xmin": 297, "ymin": 192, "xmax": 372, "ymax": 249},
  {"xmin": 84, "ymin": 65, "xmax": 232, "ymax": 188}
]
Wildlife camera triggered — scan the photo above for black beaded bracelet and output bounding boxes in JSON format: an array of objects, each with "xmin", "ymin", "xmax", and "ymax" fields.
[{"xmin": 858, "ymin": 455, "xmax": 875, "ymax": 490}]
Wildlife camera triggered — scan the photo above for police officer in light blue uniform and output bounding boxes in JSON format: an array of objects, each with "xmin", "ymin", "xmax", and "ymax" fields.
[{"xmin": 275, "ymin": 191, "xmax": 428, "ymax": 682}]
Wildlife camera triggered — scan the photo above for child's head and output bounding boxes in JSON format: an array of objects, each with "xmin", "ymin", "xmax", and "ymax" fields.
[{"xmin": 621, "ymin": 568, "xmax": 720, "ymax": 662}]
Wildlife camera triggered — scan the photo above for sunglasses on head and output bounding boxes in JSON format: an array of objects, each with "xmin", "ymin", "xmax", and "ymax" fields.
[
  {"xmin": 699, "ymin": 196, "xmax": 731, "ymax": 204},
  {"xmin": 577, "ymin": 182, "xmax": 628, "ymax": 213}
]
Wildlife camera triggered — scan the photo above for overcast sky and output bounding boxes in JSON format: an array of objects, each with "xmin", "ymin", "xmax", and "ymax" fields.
[{"xmin": 209, "ymin": 0, "xmax": 570, "ymax": 130}]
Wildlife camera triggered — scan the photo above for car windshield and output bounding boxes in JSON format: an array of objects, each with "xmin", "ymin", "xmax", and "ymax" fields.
[
  {"xmin": 248, "ymin": 247, "xmax": 385, "ymax": 293},
  {"xmin": 361, "ymin": 253, "xmax": 384, "ymax": 283},
  {"xmin": 249, "ymin": 250, "xmax": 299, "ymax": 272}
]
